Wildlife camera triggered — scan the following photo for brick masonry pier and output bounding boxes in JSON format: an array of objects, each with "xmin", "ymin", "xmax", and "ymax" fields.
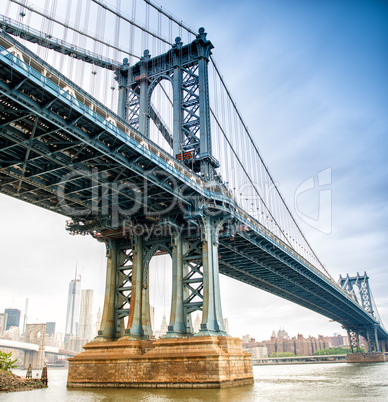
[
  {"xmin": 67, "ymin": 336, "xmax": 254, "ymax": 388},
  {"xmin": 346, "ymin": 352, "xmax": 386, "ymax": 363}
]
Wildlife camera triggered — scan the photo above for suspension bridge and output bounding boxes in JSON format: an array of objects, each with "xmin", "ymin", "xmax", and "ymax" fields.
[{"xmin": 0, "ymin": 0, "xmax": 386, "ymax": 388}]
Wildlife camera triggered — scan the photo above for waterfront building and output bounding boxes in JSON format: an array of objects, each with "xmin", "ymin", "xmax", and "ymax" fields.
[
  {"xmin": 64, "ymin": 336, "xmax": 85, "ymax": 354},
  {"xmin": 242, "ymin": 334, "xmax": 250, "ymax": 344},
  {"xmin": 277, "ymin": 327, "xmax": 289, "ymax": 340},
  {"xmin": 249, "ymin": 346, "xmax": 268, "ymax": 359},
  {"xmin": 323, "ymin": 333, "xmax": 349, "ymax": 348},
  {"xmin": 55, "ymin": 332, "xmax": 64, "ymax": 349},
  {"xmin": 2, "ymin": 326, "xmax": 21, "ymax": 341},
  {"xmin": 243, "ymin": 330, "xmax": 330, "ymax": 356}
]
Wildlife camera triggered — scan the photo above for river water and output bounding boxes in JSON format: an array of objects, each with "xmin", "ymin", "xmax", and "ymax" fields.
[{"xmin": 1, "ymin": 362, "xmax": 388, "ymax": 401}]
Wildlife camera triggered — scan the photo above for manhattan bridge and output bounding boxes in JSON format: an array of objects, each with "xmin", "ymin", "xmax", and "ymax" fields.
[{"xmin": 0, "ymin": 0, "xmax": 386, "ymax": 383}]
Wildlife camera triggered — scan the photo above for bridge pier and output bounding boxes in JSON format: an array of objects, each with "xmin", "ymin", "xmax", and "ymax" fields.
[
  {"xmin": 346, "ymin": 352, "xmax": 386, "ymax": 363},
  {"xmin": 23, "ymin": 350, "xmax": 45, "ymax": 370},
  {"xmin": 345, "ymin": 326, "xmax": 386, "ymax": 363},
  {"xmin": 68, "ymin": 217, "xmax": 253, "ymax": 388}
]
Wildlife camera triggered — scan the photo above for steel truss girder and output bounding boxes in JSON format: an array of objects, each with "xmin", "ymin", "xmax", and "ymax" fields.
[
  {"xmin": 219, "ymin": 238, "xmax": 350, "ymax": 321},
  {"xmin": 222, "ymin": 231, "xmax": 381, "ymax": 329},
  {"xmin": 0, "ymin": 66, "xmax": 193, "ymax": 223},
  {"xmin": 338, "ymin": 272, "xmax": 375, "ymax": 317}
]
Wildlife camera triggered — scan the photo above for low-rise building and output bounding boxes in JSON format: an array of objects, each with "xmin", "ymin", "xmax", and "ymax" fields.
[{"xmin": 242, "ymin": 330, "xmax": 331, "ymax": 357}]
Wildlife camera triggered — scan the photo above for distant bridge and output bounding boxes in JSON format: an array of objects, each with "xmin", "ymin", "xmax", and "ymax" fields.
[{"xmin": 0, "ymin": 338, "xmax": 76, "ymax": 356}]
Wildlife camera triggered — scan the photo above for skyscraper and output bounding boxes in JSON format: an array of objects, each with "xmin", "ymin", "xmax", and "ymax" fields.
[
  {"xmin": 78, "ymin": 289, "xmax": 94, "ymax": 341},
  {"xmin": 0, "ymin": 313, "xmax": 7, "ymax": 334},
  {"xmin": 65, "ymin": 273, "xmax": 81, "ymax": 338},
  {"xmin": 4, "ymin": 308, "xmax": 20, "ymax": 331}
]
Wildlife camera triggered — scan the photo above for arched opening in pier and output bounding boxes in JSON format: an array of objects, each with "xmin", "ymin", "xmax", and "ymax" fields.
[{"xmin": 149, "ymin": 78, "xmax": 174, "ymax": 155}]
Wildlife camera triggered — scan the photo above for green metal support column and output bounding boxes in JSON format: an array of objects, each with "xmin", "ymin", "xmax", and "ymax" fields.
[
  {"xmin": 166, "ymin": 232, "xmax": 188, "ymax": 337},
  {"xmin": 116, "ymin": 58, "xmax": 128, "ymax": 120},
  {"xmin": 346, "ymin": 330, "xmax": 353, "ymax": 353},
  {"xmin": 172, "ymin": 39, "xmax": 183, "ymax": 158},
  {"xmin": 126, "ymin": 235, "xmax": 145, "ymax": 337},
  {"xmin": 355, "ymin": 331, "xmax": 361, "ymax": 352},
  {"xmin": 138, "ymin": 50, "xmax": 150, "ymax": 137},
  {"xmin": 196, "ymin": 28, "xmax": 213, "ymax": 179},
  {"xmin": 374, "ymin": 327, "xmax": 381, "ymax": 352},
  {"xmin": 141, "ymin": 266, "xmax": 153, "ymax": 338},
  {"xmin": 198, "ymin": 215, "xmax": 226, "ymax": 335},
  {"xmin": 97, "ymin": 239, "xmax": 118, "ymax": 341}
]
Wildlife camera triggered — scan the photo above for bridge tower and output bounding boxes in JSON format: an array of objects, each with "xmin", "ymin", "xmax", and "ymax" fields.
[
  {"xmin": 67, "ymin": 29, "xmax": 253, "ymax": 388},
  {"xmin": 115, "ymin": 28, "xmax": 218, "ymax": 181},
  {"xmin": 24, "ymin": 323, "xmax": 46, "ymax": 369},
  {"xmin": 339, "ymin": 272, "xmax": 386, "ymax": 362}
]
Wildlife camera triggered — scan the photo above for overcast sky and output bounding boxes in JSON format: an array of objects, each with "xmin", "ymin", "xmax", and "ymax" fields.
[{"xmin": 0, "ymin": 0, "xmax": 387, "ymax": 342}]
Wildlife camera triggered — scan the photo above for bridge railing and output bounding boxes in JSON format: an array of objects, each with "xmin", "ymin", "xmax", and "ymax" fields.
[{"xmin": 0, "ymin": 14, "xmax": 119, "ymax": 69}]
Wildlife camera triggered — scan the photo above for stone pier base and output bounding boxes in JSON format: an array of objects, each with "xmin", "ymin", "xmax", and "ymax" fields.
[
  {"xmin": 346, "ymin": 352, "xmax": 386, "ymax": 363},
  {"xmin": 67, "ymin": 336, "xmax": 254, "ymax": 388}
]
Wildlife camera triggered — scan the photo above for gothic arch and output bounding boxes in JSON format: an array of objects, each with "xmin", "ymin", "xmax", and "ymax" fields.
[
  {"xmin": 143, "ymin": 243, "xmax": 172, "ymax": 288},
  {"xmin": 146, "ymin": 74, "xmax": 174, "ymax": 143}
]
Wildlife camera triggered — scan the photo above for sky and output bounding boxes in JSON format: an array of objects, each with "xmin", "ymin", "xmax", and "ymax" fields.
[{"xmin": 0, "ymin": 0, "xmax": 387, "ymax": 342}]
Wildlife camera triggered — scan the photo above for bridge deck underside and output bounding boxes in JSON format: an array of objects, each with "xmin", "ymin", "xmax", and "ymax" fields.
[
  {"xmin": 0, "ymin": 46, "xmax": 194, "ymax": 222},
  {"xmin": 219, "ymin": 234, "xmax": 387, "ymax": 340}
]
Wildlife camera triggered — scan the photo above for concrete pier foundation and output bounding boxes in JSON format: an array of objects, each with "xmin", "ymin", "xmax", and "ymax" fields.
[
  {"xmin": 346, "ymin": 352, "xmax": 386, "ymax": 363},
  {"xmin": 67, "ymin": 336, "xmax": 254, "ymax": 388}
]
